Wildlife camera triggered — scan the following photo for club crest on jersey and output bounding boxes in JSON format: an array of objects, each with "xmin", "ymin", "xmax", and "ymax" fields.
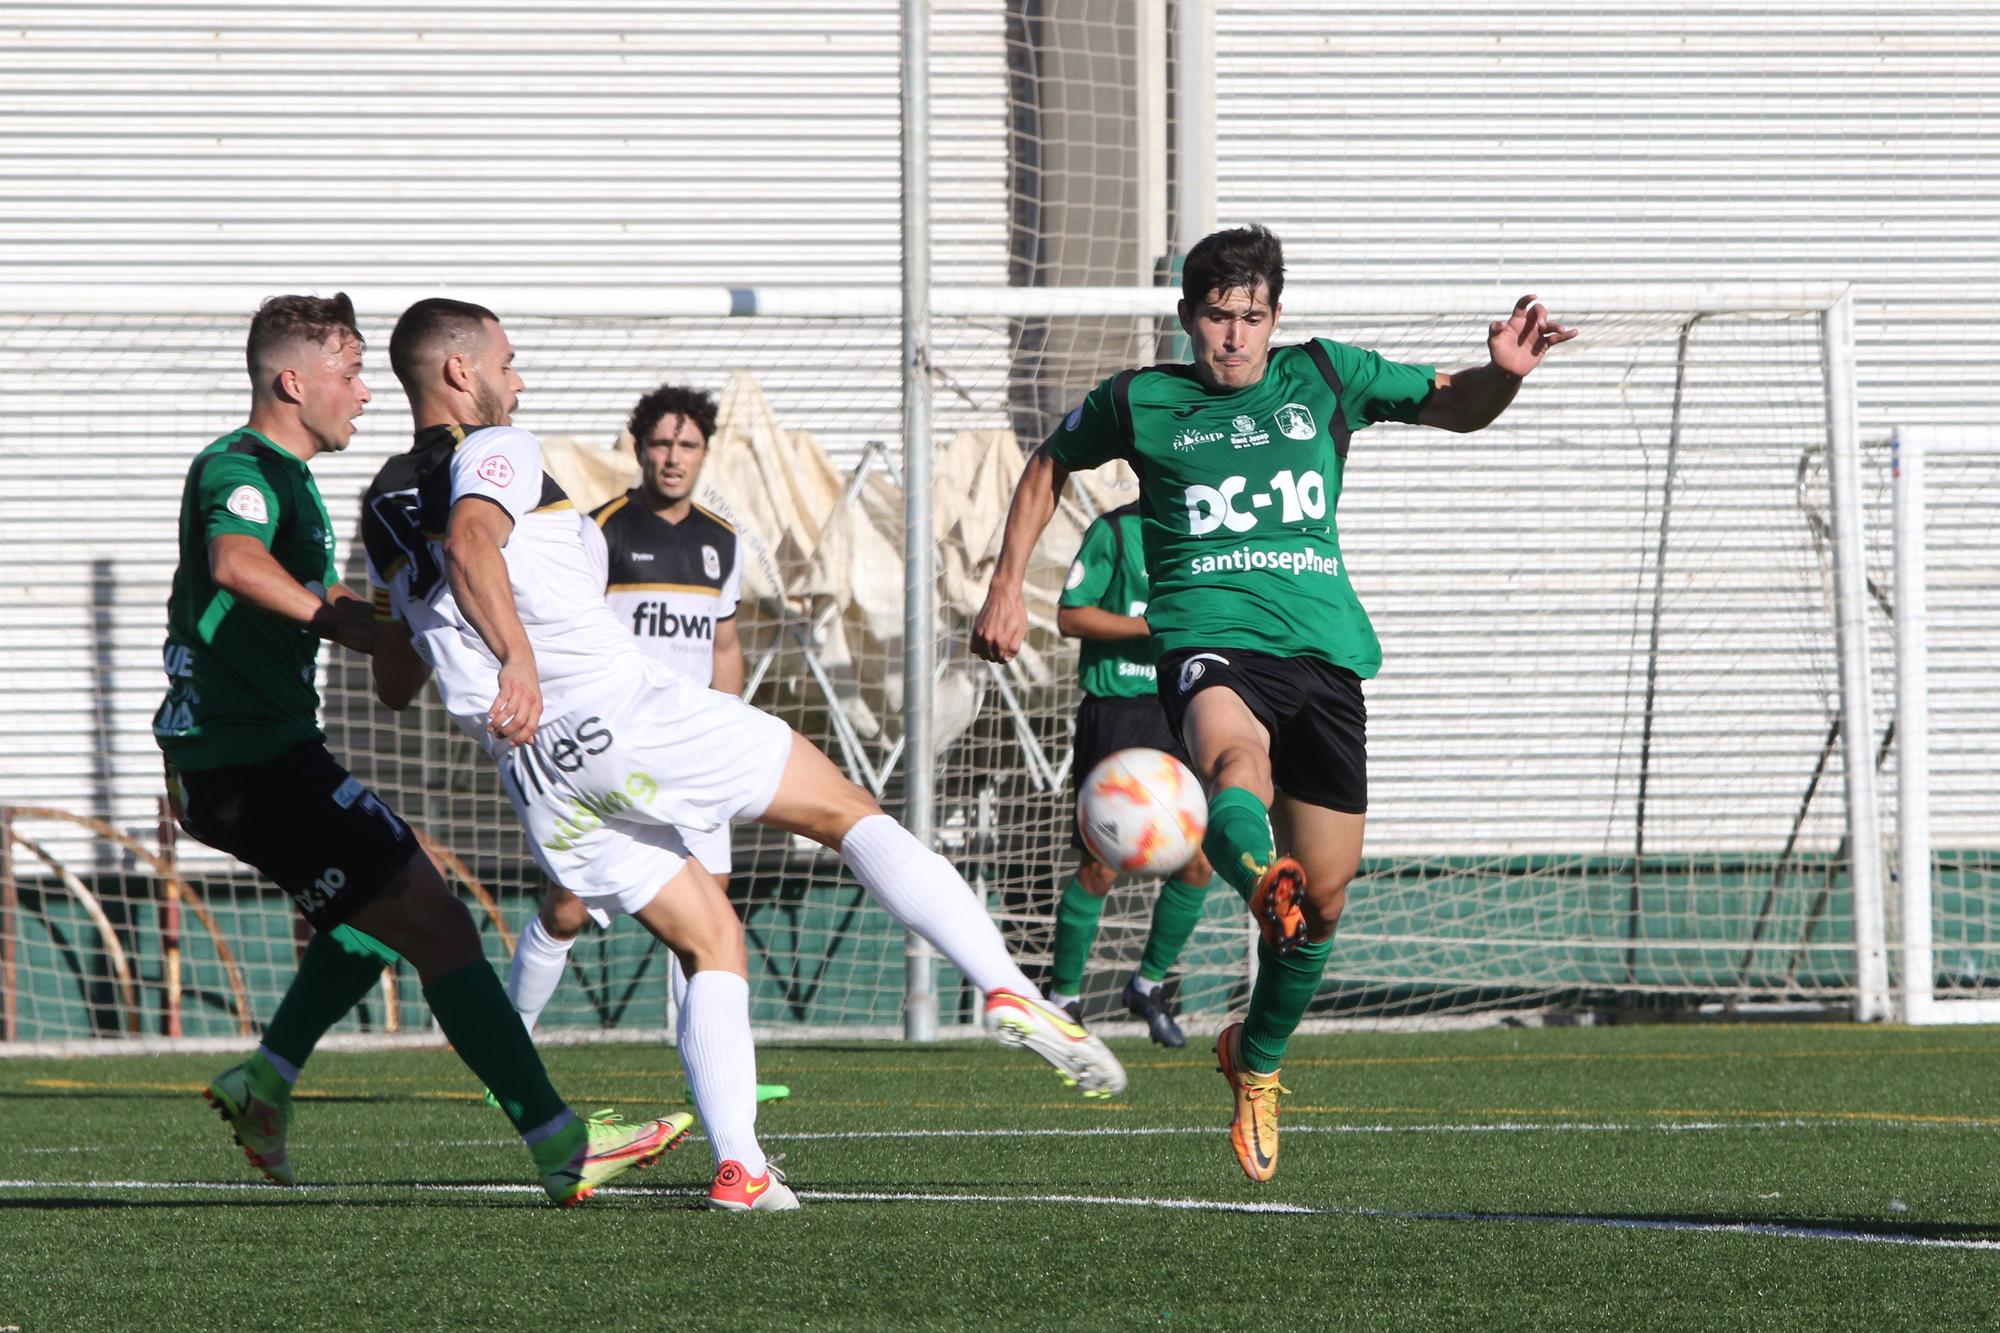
[
  {"xmin": 702, "ymin": 544, "xmax": 721, "ymax": 579},
  {"xmin": 225, "ymin": 484, "xmax": 269, "ymax": 524},
  {"xmin": 477, "ymin": 455, "xmax": 515, "ymax": 487},
  {"xmin": 1276, "ymin": 403, "xmax": 1317, "ymax": 440},
  {"xmin": 1229, "ymin": 415, "xmax": 1270, "ymax": 450}
]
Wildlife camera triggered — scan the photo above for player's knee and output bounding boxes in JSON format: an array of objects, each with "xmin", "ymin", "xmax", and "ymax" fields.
[
  {"xmin": 1077, "ymin": 858, "xmax": 1118, "ymax": 896},
  {"xmin": 540, "ymin": 889, "xmax": 589, "ymax": 940},
  {"xmin": 1302, "ymin": 874, "xmax": 1351, "ymax": 936},
  {"xmin": 1210, "ymin": 745, "xmax": 1274, "ymax": 802}
]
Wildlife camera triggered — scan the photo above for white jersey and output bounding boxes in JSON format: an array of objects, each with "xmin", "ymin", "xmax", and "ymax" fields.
[{"xmin": 361, "ymin": 423, "xmax": 648, "ymax": 757}]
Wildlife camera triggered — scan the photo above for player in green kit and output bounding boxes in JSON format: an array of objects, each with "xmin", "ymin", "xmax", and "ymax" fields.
[
  {"xmin": 975, "ymin": 226, "xmax": 1574, "ymax": 1180},
  {"xmin": 1050, "ymin": 502, "xmax": 1216, "ymax": 1047},
  {"xmin": 156, "ymin": 294, "xmax": 688, "ymax": 1206}
]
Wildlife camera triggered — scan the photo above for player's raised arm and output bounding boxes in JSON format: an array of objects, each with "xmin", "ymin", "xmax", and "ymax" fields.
[
  {"xmin": 1417, "ymin": 295, "xmax": 1577, "ymax": 434},
  {"xmin": 972, "ymin": 442, "xmax": 1070, "ymax": 662}
]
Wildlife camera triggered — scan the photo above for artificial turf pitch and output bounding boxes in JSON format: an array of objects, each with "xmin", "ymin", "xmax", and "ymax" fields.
[{"xmin": 3, "ymin": 1023, "xmax": 1998, "ymax": 1330}]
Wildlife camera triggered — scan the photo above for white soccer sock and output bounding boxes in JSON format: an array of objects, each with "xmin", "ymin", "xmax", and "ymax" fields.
[
  {"xmin": 679, "ymin": 970, "xmax": 766, "ymax": 1175},
  {"xmin": 506, "ymin": 916, "xmax": 576, "ymax": 1035},
  {"xmin": 669, "ymin": 953, "xmax": 690, "ymax": 1021},
  {"xmin": 1047, "ymin": 991, "xmax": 1080, "ymax": 1009},
  {"xmin": 1128, "ymin": 974, "xmax": 1161, "ymax": 997},
  {"xmin": 839, "ymin": 814, "xmax": 1041, "ymax": 1002}
]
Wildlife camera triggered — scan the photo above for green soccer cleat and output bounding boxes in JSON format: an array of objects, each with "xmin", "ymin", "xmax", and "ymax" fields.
[
  {"xmin": 755, "ymin": 1084, "xmax": 791, "ymax": 1104},
  {"xmin": 202, "ymin": 1055, "xmax": 296, "ymax": 1186},
  {"xmin": 534, "ymin": 1111, "xmax": 695, "ymax": 1208}
]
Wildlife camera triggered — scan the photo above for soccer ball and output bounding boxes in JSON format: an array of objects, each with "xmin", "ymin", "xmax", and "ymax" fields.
[{"xmin": 1077, "ymin": 747, "xmax": 1207, "ymax": 873}]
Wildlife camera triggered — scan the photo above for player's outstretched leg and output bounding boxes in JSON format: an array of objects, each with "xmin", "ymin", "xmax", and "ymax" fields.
[
  {"xmin": 201, "ymin": 922, "xmax": 402, "ymax": 1185},
  {"xmin": 758, "ymin": 731, "xmax": 1126, "ymax": 1099}
]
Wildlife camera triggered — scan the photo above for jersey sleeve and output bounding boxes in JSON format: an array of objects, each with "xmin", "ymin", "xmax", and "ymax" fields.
[
  {"xmin": 578, "ymin": 510, "xmax": 611, "ymax": 591},
  {"xmin": 718, "ymin": 533, "xmax": 743, "ymax": 619},
  {"xmin": 1041, "ymin": 375, "xmax": 1128, "ymax": 472},
  {"xmin": 363, "ymin": 551, "xmax": 402, "ymax": 623},
  {"xmin": 194, "ymin": 453, "xmax": 282, "ymax": 547},
  {"xmin": 448, "ymin": 426, "xmax": 544, "ymax": 531},
  {"xmin": 1058, "ymin": 515, "xmax": 1118, "ymax": 610},
  {"xmin": 1316, "ymin": 338, "xmax": 1438, "ymax": 431}
]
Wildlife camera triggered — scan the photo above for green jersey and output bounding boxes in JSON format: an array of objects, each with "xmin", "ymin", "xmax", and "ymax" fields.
[
  {"xmin": 1059, "ymin": 504, "xmax": 1155, "ymax": 699},
  {"xmin": 1044, "ymin": 339, "xmax": 1435, "ymax": 677},
  {"xmin": 154, "ymin": 428, "xmax": 340, "ymax": 771}
]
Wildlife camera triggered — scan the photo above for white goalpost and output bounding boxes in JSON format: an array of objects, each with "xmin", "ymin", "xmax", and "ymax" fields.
[
  {"xmin": 0, "ymin": 280, "xmax": 1902, "ymax": 1052},
  {"xmin": 1892, "ymin": 425, "xmax": 2000, "ymax": 1024}
]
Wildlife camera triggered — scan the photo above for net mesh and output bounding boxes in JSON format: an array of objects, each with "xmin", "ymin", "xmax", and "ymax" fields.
[{"xmin": 0, "ymin": 295, "xmax": 1873, "ymax": 1047}]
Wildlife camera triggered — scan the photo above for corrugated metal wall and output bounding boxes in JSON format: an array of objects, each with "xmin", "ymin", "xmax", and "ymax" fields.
[
  {"xmin": 1217, "ymin": 1, "xmax": 2000, "ymax": 441},
  {"xmin": 2, "ymin": 2, "xmax": 1993, "ymax": 873}
]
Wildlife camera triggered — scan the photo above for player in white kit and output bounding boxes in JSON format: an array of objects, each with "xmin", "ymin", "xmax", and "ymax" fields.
[
  {"xmin": 366, "ymin": 302, "xmax": 1124, "ymax": 1208},
  {"xmin": 504, "ymin": 383, "xmax": 753, "ymax": 1047}
]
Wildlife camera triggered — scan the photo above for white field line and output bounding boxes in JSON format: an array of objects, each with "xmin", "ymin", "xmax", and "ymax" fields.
[
  {"xmin": 0, "ymin": 1176, "xmax": 1992, "ymax": 1252},
  {"xmin": 0, "ymin": 1117, "xmax": 1939, "ymax": 1156}
]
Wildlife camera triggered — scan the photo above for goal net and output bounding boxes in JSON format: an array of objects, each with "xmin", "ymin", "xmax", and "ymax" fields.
[{"xmin": 0, "ymin": 285, "xmax": 1883, "ymax": 1049}]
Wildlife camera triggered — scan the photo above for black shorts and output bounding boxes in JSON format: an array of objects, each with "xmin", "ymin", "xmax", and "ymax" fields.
[
  {"xmin": 1156, "ymin": 647, "xmax": 1368, "ymax": 814},
  {"xmin": 166, "ymin": 740, "xmax": 420, "ymax": 930},
  {"xmin": 1068, "ymin": 693, "xmax": 1193, "ymax": 849}
]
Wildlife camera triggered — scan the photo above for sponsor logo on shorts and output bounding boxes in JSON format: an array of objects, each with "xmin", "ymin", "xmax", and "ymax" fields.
[
  {"xmin": 477, "ymin": 455, "xmax": 515, "ymax": 487},
  {"xmin": 225, "ymin": 484, "xmax": 270, "ymax": 524},
  {"xmin": 1275, "ymin": 403, "xmax": 1317, "ymax": 440},
  {"xmin": 1179, "ymin": 652, "xmax": 1230, "ymax": 693}
]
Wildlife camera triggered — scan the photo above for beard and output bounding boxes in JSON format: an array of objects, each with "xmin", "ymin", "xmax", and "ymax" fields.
[{"xmin": 471, "ymin": 379, "xmax": 512, "ymax": 427}]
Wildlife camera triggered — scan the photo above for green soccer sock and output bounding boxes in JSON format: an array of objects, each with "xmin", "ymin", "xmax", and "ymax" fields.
[
  {"xmin": 1203, "ymin": 786, "xmax": 1277, "ymax": 904},
  {"xmin": 1240, "ymin": 935, "xmax": 1334, "ymax": 1074},
  {"xmin": 1137, "ymin": 876, "xmax": 1212, "ymax": 982},
  {"xmin": 422, "ymin": 961, "xmax": 567, "ymax": 1136},
  {"xmin": 1049, "ymin": 877, "xmax": 1107, "ymax": 997},
  {"xmin": 259, "ymin": 924, "xmax": 401, "ymax": 1072}
]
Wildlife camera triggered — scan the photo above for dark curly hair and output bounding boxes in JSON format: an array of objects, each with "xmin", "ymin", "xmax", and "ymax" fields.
[
  {"xmin": 1181, "ymin": 224, "xmax": 1285, "ymax": 309},
  {"xmin": 627, "ymin": 383, "xmax": 718, "ymax": 450}
]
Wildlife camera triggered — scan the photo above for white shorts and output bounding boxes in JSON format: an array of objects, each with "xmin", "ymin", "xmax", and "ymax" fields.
[{"xmin": 499, "ymin": 659, "xmax": 789, "ymax": 920}]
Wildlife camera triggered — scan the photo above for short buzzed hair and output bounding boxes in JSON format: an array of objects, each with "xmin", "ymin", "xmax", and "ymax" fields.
[
  {"xmin": 1182, "ymin": 224, "xmax": 1286, "ymax": 309},
  {"xmin": 627, "ymin": 383, "xmax": 718, "ymax": 450},
  {"xmin": 246, "ymin": 292, "xmax": 361, "ymax": 382},
  {"xmin": 389, "ymin": 297, "xmax": 499, "ymax": 395}
]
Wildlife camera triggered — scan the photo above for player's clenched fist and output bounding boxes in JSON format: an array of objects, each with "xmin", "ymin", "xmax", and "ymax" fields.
[{"xmin": 972, "ymin": 587, "xmax": 1027, "ymax": 663}]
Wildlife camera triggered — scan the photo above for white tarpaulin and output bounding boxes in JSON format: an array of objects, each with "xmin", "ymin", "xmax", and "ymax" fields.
[{"xmin": 541, "ymin": 372, "xmax": 1132, "ymax": 750}]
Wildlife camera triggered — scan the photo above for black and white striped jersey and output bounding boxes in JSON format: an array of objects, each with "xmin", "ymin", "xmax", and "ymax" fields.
[{"xmin": 585, "ymin": 489, "xmax": 740, "ymax": 685}]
